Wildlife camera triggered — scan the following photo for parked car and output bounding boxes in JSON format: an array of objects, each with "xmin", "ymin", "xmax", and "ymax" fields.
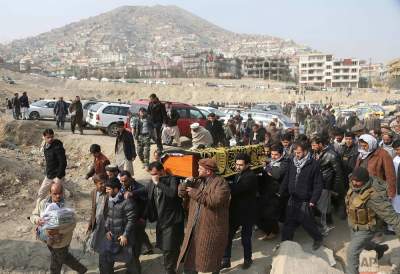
[
  {"xmin": 128, "ymin": 99, "xmax": 207, "ymax": 138},
  {"xmin": 28, "ymin": 99, "xmax": 71, "ymax": 120},
  {"xmin": 81, "ymin": 100, "xmax": 100, "ymax": 127},
  {"xmin": 251, "ymin": 103, "xmax": 283, "ymax": 114},
  {"xmin": 86, "ymin": 102, "xmax": 131, "ymax": 136}
]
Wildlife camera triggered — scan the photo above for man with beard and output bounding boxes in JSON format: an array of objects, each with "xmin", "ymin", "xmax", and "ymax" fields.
[
  {"xmin": 177, "ymin": 159, "xmax": 230, "ymax": 274},
  {"xmin": 258, "ymin": 144, "xmax": 288, "ymax": 241},
  {"xmin": 355, "ymin": 134, "xmax": 396, "ymax": 199},
  {"xmin": 279, "ymin": 141, "xmax": 324, "ymax": 250},
  {"xmin": 345, "ymin": 167, "xmax": 400, "ymax": 274},
  {"xmin": 380, "ymin": 131, "xmax": 396, "ymax": 158},
  {"xmin": 332, "ymin": 128, "xmax": 345, "ymax": 154},
  {"xmin": 221, "ymin": 154, "xmax": 258, "ymax": 270},
  {"xmin": 311, "ymin": 134, "xmax": 344, "ymax": 234},
  {"xmin": 144, "ymin": 162, "xmax": 184, "ymax": 274}
]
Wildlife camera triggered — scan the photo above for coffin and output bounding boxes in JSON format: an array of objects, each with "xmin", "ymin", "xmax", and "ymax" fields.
[{"xmin": 162, "ymin": 145, "xmax": 266, "ymax": 178}]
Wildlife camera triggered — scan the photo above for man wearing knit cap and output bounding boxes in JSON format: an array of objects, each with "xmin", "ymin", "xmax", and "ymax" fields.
[
  {"xmin": 177, "ymin": 158, "xmax": 230, "ymax": 274},
  {"xmin": 345, "ymin": 167, "xmax": 400, "ymax": 274}
]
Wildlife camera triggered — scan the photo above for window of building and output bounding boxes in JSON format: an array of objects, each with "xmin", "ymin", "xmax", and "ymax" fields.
[
  {"xmin": 351, "ymin": 75, "xmax": 357, "ymax": 79},
  {"xmin": 309, "ymin": 77, "xmax": 314, "ymax": 81},
  {"xmin": 334, "ymin": 62, "xmax": 341, "ymax": 66},
  {"xmin": 351, "ymin": 68, "xmax": 357, "ymax": 73},
  {"xmin": 326, "ymin": 72, "xmax": 331, "ymax": 76},
  {"xmin": 334, "ymin": 76, "xmax": 340, "ymax": 80},
  {"xmin": 343, "ymin": 76, "xmax": 349, "ymax": 80},
  {"xmin": 326, "ymin": 56, "xmax": 333, "ymax": 61},
  {"xmin": 334, "ymin": 69, "xmax": 340, "ymax": 73},
  {"xmin": 326, "ymin": 65, "xmax": 332, "ymax": 69},
  {"xmin": 301, "ymin": 77, "xmax": 307, "ymax": 81},
  {"xmin": 317, "ymin": 76, "xmax": 323, "ymax": 80},
  {"xmin": 301, "ymin": 64, "xmax": 307, "ymax": 68},
  {"xmin": 343, "ymin": 69, "xmax": 349, "ymax": 73},
  {"xmin": 352, "ymin": 61, "xmax": 358, "ymax": 66}
]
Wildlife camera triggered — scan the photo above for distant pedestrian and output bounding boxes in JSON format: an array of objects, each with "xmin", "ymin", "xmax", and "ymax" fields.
[
  {"xmin": 54, "ymin": 97, "xmax": 68, "ymax": 129},
  {"xmin": 69, "ymin": 96, "xmax": 83, "ymax": 134},
  {"xmin": 115, "ymin": 121, "xmax": 136, "ymax": 175},
  {"xmin": 132, "ymin": 108, "xmax": 152, "ymax": 169},
  {"xmin": 19, "ymin": 91, "xmax": 30, "ymax": 120},
  {"xmin": 5, "ymin": 98, "xmax": 12, "ymax": 115},
  {"xmin": 11, "ymin": 93, "xmax": 21, "ymax": 119},
  {"xmin": 147, "ymin": 93, "xmax": 167, "ymax": 152}
]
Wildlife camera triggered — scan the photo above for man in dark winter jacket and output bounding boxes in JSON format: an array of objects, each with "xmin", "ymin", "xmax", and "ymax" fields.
[
  {"xmin": 222, "ymin": 153, "xmax": 258, "ymax": 270},
  {"xmin": 205, "ymin": 113, "xmax": 226, "ymax": 147},
  {"xmin": 311, "ymin": 134, "xmax": 344, "ymax": 234},
  {"xmin": 147, "ymin": 94, "xmax": 167, "ymax": 152},
  {"xmin": 258, "ymin": 144, "xmax": 288, "ymax": 240},
  {"xmin": 100, "ymin": 178, "xmax": 141, "ymax": 274},
  {"xmin": 19, "ymin": 91, "xmax": 30, "ymax": 120},
  {"xmin": 54, "ymin": 97, "xmax": 68, "ymax": 129},
  {"xmin": 142, "ymin": 162, "xmax": 184, "ymax": 274},
  {"xmin": 37, "ymin": 128, "xmax": 67, "ymax": 202},
  {"xmin": 280, "ymin": 141, "xmax": 324, "ymax": 250},
  {"xmin": 68, "ymin": 96, "xmax": 83, "ymax": 134},
  {"xmin": 115, "ymin": 121, "xmax": 136, "ymax": 175},
  {"xmin": 248, "ymin": 124, "xmax": 266, "ymax": 145},
  {"xmin": 340, "ymin": 132, "xmax": 359, "ymax": 180}
]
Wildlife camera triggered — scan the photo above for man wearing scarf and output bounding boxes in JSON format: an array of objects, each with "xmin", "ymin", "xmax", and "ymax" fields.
[
  {"xmin": 380, "ymin": 131, "xmax": 396, "ymax": 158},
  {"xmin": 279, "ymin": 141, "xmax": 324, "ymax": 250},
  {"xmin": 355, "ymin": 134, "xmax": 396, "ymax": 198}
]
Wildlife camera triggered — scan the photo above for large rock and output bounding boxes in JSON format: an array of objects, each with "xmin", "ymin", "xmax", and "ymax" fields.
[{"xmin": 270, "ymin": 241, "xmax": 344, "ymax": 274}]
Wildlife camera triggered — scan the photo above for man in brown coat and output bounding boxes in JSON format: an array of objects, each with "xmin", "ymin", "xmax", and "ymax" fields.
[
  {"xmin": 177, "ymin": 158, "xmax": 230, "ymax": 274},
  {"xmin": 355, "ymin": 134, "xmax": 396, "ymax": 198}
]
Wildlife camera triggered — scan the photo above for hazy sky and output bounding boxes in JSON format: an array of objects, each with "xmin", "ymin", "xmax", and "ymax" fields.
[{"xmin": 1, "ymin": 0, "xmax": 399, "ymax": 62}]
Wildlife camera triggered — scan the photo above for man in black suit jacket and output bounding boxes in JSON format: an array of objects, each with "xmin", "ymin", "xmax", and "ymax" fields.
[{"xmin": 222, "ymin": 153, "xmax": 258, "ymax": 270}]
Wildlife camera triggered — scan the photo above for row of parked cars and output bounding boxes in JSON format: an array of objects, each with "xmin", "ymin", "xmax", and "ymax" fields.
[{"xmin": 27, "ymin": 99, "xmax": 297, "ymax": 137}]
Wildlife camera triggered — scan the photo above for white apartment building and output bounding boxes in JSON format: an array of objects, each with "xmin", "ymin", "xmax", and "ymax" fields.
[{"xmin": 299, "ymin": 53, "xmax": 360, "ymax": 88}]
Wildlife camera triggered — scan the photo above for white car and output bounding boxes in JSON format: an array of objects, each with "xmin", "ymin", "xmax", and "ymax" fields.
[
  {"xmin": 28, "ymin": 99, "xmax": 71, "ymax": 120},
  {"xmin": 86, "ymin": 102, "xmax": 130, "ymax": 136}
]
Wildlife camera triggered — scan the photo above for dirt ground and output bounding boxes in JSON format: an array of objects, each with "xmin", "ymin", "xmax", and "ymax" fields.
[{"xmin": 0, "ymin": 69, "xmax": 400, "ymax": 273}]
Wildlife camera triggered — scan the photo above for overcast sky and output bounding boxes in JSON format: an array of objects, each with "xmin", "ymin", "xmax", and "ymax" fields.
[{"xmin": 1, "ymin": 0, "xmax": 399, "ymax": 62}]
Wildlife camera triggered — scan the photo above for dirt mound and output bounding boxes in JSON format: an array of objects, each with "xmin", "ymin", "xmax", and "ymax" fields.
[{"xmin": 0, "ymin": 117, "xmax": 44, "ymax": 147}]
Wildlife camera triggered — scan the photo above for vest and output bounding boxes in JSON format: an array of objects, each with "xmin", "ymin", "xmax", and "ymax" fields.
[{"xmin": 345, "ymin": 187, "xmax": 377, "ymax": 231}]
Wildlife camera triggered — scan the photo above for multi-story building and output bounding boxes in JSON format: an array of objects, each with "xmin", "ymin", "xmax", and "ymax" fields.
[
  {"xmin": 388, "ymin": 58, "xmax": 400, "ymax": 79},
  {"xmin": 299, "ymin": 53, "xmax": 360, "ymax": 88},
  {"xmin": 241, "ymin": 57, "xmax": 290, "ymax": 81}
]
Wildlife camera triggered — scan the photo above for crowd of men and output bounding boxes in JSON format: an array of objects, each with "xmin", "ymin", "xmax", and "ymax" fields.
[{"xmin": 23, "ymin": 92, "xmax": 400, "ymax": 274}]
